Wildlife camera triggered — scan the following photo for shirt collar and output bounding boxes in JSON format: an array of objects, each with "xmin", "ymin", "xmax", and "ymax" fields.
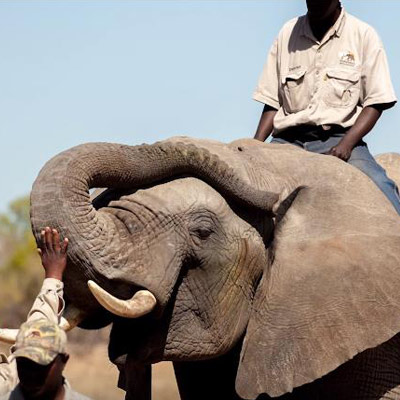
[
  {"xmin": 302, "ymin": 7, "xmax": 346, "ymax": 42},
  {"xmin": 334, "ymin": 8, "xmax": 346, "ymax": 37}
]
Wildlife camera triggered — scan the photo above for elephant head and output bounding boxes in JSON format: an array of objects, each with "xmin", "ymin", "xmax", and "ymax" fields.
[{"xmin": 28, "ymin": 138, "xmax": 400, "ymax": 399}]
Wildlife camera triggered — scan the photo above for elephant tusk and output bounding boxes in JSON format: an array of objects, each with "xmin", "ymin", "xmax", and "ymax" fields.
[
  {"xmin": 59, "ymin": 305, "xmax": 86, "ymax": 331},
  {"xmin": 87, "ymin": 280, "xmax": 157, "ymax": 318},
  {"xmin": 0, "ymin": 329, "xmax": 18, "ymax": 345}
]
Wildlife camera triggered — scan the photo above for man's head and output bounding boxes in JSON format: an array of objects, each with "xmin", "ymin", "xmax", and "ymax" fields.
[
  {"xmin": 306, "ymin": 0, "xmax": 341, "ymax": 22},
  {"xmin": 12, "ymin": 320, "xmax": 69, "ymax": 399}
]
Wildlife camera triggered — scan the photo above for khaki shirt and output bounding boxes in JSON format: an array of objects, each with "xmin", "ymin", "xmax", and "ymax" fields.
[
  {"xmin": 253, "ymin": 9, "xmax": 397, "ymax": 134},
  {"xmin": 0, "ymin": 279, "xmax": 64, "ymax": 395}
]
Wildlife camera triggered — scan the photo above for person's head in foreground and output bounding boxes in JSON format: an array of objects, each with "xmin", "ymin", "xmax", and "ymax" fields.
[{"xmin": 12, "ymin": 320, "xmax": 69, "ymax": 400}]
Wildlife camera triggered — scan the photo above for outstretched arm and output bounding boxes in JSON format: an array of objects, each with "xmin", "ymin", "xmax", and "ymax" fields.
[{"xmin": 27, "ymin": 227, "xmax": 69, "ymax": 323}]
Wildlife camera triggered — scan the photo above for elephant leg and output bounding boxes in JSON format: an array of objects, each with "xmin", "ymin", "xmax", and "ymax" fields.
[
  {"xmin": 124, "ymin": 355, "xmax": 152, "ymax": 400},
  {"xmin": 173, "ymin": 341, "xmax": 243, "ymax": 400}
]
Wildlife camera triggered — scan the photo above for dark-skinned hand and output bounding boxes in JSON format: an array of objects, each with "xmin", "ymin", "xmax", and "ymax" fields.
[
  {"xmin": 37, "ymin": 227, "xmax": 69, "ymax": 280},
  {"xmin": 325, "ymin": 141, "xmax": 353, "ymax": 161}
]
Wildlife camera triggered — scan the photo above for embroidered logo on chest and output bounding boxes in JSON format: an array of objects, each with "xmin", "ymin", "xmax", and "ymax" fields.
[{"xmin": 339, "ymin": 51, "xmax": 356, "ymax": 66}]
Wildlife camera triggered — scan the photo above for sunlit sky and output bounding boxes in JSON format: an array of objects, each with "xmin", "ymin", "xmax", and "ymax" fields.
[{"xmin": 1, "ymin": 1, "xmax": 400, "ymax": 212}]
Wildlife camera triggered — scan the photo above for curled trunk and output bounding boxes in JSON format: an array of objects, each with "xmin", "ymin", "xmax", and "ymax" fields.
[{"xmin": 31, "ymin": 141, "xmax": 278, "ymax": 312}]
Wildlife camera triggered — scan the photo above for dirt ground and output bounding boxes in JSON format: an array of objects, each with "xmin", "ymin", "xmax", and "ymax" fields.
[{"xmin": 65, "ymin": 344, "xmax": 180, "ymax": 400}]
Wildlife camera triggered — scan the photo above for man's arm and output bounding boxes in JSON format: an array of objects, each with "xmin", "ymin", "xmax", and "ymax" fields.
[
  {"xmin": 328, "ymin": 26, "xmax": 397, "ymax": 161},
  {"xmin": 327, "ymin": 105, "xmax": 383, "ymax": 161},
  {"xmin": 254, "ymin": 105, "xmax": 278, "ymax": 142},
  {"xmin": 0, "ymin": 227, "xmax": 69, "ymax": 394},
  {"xmin": 253, "ymin": 37, "xmax": 280, "ymax": 141},
  {"xmin": 28, "ymin": 227, "xmax": 69, "ymax": 323}
]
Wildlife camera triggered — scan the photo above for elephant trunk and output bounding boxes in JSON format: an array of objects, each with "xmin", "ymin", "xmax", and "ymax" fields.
[{"xmin": 31, "ymin": 141, "xmax": 278, "ymax": 310}]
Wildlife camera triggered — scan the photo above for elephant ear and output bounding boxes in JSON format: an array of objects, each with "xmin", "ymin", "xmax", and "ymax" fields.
[{"xmin": 236, "ymin": 185, "xmax": 400, "ymax": 399}]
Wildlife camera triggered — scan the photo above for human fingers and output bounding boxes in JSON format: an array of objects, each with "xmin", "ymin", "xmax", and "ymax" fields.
[
  {"xmin": 40, "ymin": 230, "xmax": 46, "ymax": 251},
  {"xmin": 52, "ymin": 229, "xmax": 61, "ymax": 252},
  {"xmin": 44, "ymin": 227, "xmax": 53, "ymax": 252},
  {"xmin": 323, "ymin": 147, "xmax": 335, "ymax": 156},
  {"xmin": 61, "ymin": 237, "xmax": 69, "ymax": 254}
]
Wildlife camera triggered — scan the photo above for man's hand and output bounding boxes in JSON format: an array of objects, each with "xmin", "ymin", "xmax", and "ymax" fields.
[
  {"xmin": 325, "ymin": 105, "xmax": 384, "ymax": 162},
  {"xmin": 326, "ymin": 141, "xmax": 353, "ymax": 161},
  {"xmin": 37, "ymin": 227, "xmax": 69, "ymax": 280}
]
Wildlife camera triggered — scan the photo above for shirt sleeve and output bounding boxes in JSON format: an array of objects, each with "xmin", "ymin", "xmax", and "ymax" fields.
[
  {"xmin": 361, "ymin": 27, "xmax": 397, "ymax": 109},
  {"xmin": 0, "ymin": 279, "xmax": 64, "ymax": 394},
  {"xmin": 0, "ymin": 355, "xmax": 17, "ymax": 396},
  {"xmin": 253, "ymin": 38, "xmax": 280, "ymax": 110},
  {"xmin": 26, "ymin": 278, "xmax": 65, "ymax": 325}
]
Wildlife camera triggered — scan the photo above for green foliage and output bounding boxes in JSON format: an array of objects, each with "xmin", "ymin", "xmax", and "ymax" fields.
[{"xmin": 0, "ymin": 195, "xmax": 42, "ymax": 327}]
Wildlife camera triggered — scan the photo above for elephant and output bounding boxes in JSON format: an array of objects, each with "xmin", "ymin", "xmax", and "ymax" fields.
[{"xmin": 19, "ymin": 137, "xmax": 400, "ymax": 399}]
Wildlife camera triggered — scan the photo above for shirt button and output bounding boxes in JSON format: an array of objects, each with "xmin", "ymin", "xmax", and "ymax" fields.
[{"xmin": 316, "ymin": 70, "xmax": 320, "ymax": 76}]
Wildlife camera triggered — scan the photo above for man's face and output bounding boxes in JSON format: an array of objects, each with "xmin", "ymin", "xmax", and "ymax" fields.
[
  {"xmin": 306, "ymin": 0, "xmax": 340, "ymax": 21},
  {"xmin": 17, "ymin": 354, "xmax": 68, "ymax": 399}
]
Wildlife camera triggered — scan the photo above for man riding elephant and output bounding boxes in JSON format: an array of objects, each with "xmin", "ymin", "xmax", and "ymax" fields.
[{"xmin": 253, "ymin": 0, "xmax": 400, "ymax": 214}]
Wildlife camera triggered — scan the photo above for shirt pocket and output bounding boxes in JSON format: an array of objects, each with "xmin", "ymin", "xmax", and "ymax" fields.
[
  {"xmin": 323, "ymin": 68, "xmax": 361, "ymax": 108},
  {"xmin": 281, "ymin": 69, "xmax": 309, "ymax": 113}
]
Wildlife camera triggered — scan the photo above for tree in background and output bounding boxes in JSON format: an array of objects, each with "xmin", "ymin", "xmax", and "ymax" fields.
[{"xmin": 0, "ymin": 196, "xmax": 42, "ymax": 327}]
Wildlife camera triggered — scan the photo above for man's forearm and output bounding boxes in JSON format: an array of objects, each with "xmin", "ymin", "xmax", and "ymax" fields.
[
  {"xmin": 327, "ymin": 105, "xmax": 383, "ymax": 161},
  {"xmin": 27, "ymin": 278, "xmax": 64, "ymax": 324},
  {"xmin": 340, "ymin": 106, "xmax": 382, "ymax": 148},
  {"xmin": 254, "ymin": 105, "xmax": 277, "ymax": 142}
]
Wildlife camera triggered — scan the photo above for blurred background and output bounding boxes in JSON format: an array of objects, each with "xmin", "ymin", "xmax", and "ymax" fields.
[{"xmin": 1, "ymin": 1, "xmax": 399, "ymax": 398}]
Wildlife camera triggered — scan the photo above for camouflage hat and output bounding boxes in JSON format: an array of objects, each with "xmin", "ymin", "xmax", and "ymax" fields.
[{"xmin": 11, "ymin": 319, "xmax": 67, "ymax": 366}]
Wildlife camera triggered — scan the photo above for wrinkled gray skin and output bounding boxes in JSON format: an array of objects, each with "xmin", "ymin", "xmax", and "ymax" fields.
[{"xmin": 30, "ymin": 137, "xmax": 400, "ymax": 400}]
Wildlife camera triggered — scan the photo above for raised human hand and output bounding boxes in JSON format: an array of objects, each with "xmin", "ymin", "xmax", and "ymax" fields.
[{"xmin": 37, "ymin": 227, "xmax": 69, "ymax": 280}]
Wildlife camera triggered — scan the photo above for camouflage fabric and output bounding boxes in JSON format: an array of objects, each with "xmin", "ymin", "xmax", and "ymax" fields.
[
  {"xmin": 11, "ymin": 320, "xmax": 67, "ymax": 366},
  {"xmin": 0, "ymin": 278, "xmax": 63, "ymax": 394}
]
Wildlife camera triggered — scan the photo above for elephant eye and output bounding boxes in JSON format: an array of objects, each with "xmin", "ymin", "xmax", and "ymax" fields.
[
  {"xmin": 188, "ymin": 211, "xmax": 217, "ymax": 242},
  {"xmin": 194, "ymin": 227, "xmax": 213, "ymax": 239},
  {"xmin": 190, "ymin": 226, "xmax": 213, "ymax": 241}
]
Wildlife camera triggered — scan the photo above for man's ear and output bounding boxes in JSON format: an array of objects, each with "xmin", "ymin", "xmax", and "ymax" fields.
[{"xmin": 236, "ymin": 186, "xmax": 400, "ymax": 399}]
